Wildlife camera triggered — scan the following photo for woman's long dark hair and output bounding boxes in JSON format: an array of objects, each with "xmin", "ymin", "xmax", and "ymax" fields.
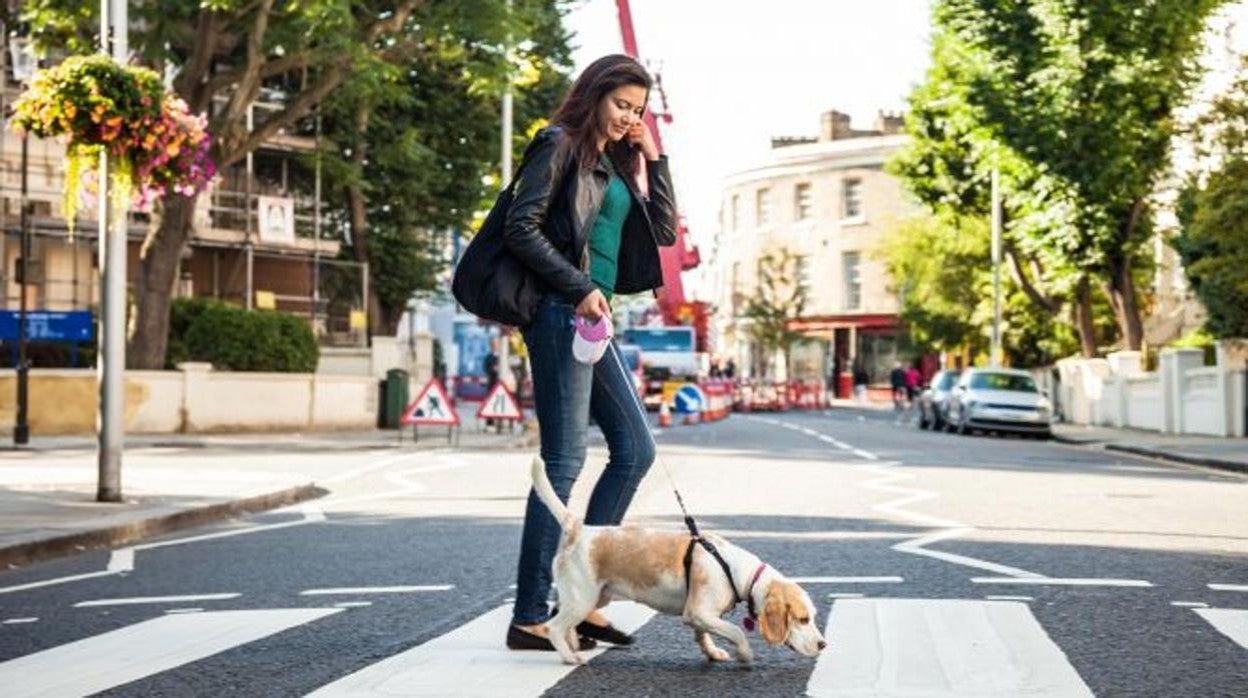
[{"xmin": 550, "ymin": 54, "xmax": 652, "ymax": 179}]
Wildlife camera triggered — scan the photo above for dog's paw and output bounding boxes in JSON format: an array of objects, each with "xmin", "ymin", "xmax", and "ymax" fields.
[
  {"xmin": 559, "ymin": 652, "xmax": 584, "ymax": 666},
  {"xmin": 702, "ymin": 646, "xmax": 731, "ymax": 662},
  {"xmin": 734, "ymin": 647, "xmax": 755, "ymax": 664}
]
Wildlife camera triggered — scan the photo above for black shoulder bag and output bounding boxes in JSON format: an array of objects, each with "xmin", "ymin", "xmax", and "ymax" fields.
[{"xmin": 452, "ymin": 138, "xmax": 556, "ymax": 327}]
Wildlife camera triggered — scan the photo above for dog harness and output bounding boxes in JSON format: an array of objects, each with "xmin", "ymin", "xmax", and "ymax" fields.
[{"xmin": 681, "ymin": 514, "xmax": 768, "ymax": 629}]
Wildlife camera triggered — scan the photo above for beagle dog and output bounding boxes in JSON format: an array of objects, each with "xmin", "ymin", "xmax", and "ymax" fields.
[{"xmin": 531, "ymin": 457, "xmax": 827, "ymax": 665}]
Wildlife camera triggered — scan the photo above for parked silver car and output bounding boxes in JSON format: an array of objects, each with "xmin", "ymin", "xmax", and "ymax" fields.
[
  {"xmin": 917, "ymin": 369, "xmax": 960, "ymax": 431},
  {"xmin": 946, "ymin": 368, "xmax": 1053, "ymax": 438}
]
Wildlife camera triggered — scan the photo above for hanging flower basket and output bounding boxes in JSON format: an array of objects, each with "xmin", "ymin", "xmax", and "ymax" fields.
[{"xmin": 9, "ymin": 54, "xmax": 216, "ymax": 237}]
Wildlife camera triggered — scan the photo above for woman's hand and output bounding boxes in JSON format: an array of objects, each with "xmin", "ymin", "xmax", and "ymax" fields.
[
  {"xmin": 627, "ymin": 122, "xmax": 661, "ymax": 161},
  {"xmin": 576, "ymin": 288, "xmax": 611, "ymax": 320}
]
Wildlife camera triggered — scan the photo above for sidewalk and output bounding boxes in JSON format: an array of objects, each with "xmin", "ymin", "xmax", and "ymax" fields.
[
  {"xmin": 1052, "ymin": 423, "xmax": 1248, "ymax": 474},
  {"xmin": 0, "ymin": 415, "xmax": 536, "ymax": 569}
]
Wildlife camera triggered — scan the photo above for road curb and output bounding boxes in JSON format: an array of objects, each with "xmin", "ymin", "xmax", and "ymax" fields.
[
  {"xmin": 0, "ymin": 483, "xmax": 325, "ymax": 569},
  {"xmin": 1103, "ymin": 443, "xmax": 1248, "ymax": 475}
]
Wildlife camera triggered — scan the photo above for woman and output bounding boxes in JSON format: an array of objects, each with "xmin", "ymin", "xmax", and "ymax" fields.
[{"xmin": 503, "ymin": 54, "xmax": 678, "ymax": 651}]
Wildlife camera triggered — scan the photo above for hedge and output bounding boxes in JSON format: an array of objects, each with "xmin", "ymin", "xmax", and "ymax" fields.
[{"xmin": 171, "ymin": 298, "xmax": 318, "ymax": 373}]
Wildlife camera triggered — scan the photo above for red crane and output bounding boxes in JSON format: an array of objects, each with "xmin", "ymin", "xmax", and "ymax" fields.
[{"xmin": 615, "ymin": 0, "xmax": 708, "ymax": 348}]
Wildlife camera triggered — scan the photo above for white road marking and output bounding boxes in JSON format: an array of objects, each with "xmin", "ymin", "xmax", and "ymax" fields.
[
  {"xmin": 299, "ymin": 586, "xmax": 454, "ymax": 596},
  {"xmin": 1208, "ymin": 583, "xmax": 1248, "ymax": 593},
  {"xmin": 807, "ymin": 598, "xmax": 1092, "ymax": 697},
  {"xmin": 972, "ymin": 577, "xmax": 1153, "ymax": 587},
  {"xmin": 986, "ymin": 595, "xmax": 1034, "ymax": 602},
  {"xmin": 827, "ymin": 593, "xmax": 866, "ymax": 599},
  {"xmin": 1171, "ymin": 601, "xmax": 1208, "ymax": 608},
  {"xmin": 717, "ymin": 530, "xmax": 910, "ymax": 541},
  {"xmin": 894, "ymin": 527, "xmax": 1046, "ymax": 578},
  {"xmin": 306, "ymin": 601, "xmax": 655, "ymax": 697},
  {"xmin": 334, "ymin": 602, "xmax": 373, "ymax": 608},
  {"xmin": 75, "ymin": 593, "xmax": 241, "ymax": 608},
  {"xmin": 0, "ymin": 569, "xmax": 120, "ymax": 596},
  {"xmin": 1194, "ymin": 608, "xmax": 1248, "ymax": 650},
  {"xmin": 164, "ymin": 608, "xmax": 204, "ymax": 614},
  {"xmin": 0, "ymin": 453, "xmax": 466, "ymax": 597},
  {"xmin": 2, "ymin": 617, "xmax": 38, "ymax": 624},
  {"xmin": 791, "ymin": 576, "xmax": 903, "ymax": 584},
  {"xmin": 0, "ymin": 608, "xmax": 341, "ymax": 698},
  {"xmin": 765, "ymin": 417, "xmax": 1050, "ymax": 580}
]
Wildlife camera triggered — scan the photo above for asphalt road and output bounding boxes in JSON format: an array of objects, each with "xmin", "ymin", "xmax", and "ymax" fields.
[{"xmin": 1, "ymin": 409, "xmax": 1245, "ymax": 697}]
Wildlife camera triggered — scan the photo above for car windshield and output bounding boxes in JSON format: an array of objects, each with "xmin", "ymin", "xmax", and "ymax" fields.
[
  {"xmin": 969, "ymin": 372, "xmax": 1037, "ymax": 393},
  {"xmin": 936, "ymin": 372, "xmax": 959, "ymax": 390}
]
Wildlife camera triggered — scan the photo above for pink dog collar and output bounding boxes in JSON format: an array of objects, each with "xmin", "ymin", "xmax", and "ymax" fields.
[{"xmin": 742, "ymin": 563, "xmax": 768, "ymax": 631}]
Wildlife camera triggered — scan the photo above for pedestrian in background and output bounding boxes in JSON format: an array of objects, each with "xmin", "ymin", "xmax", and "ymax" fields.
[
  {"xmin": 904, "ymin": 363, "xmax": 922, "ymax": 422},
  {"xmin": 890, "ymin": 361, "xmax": 906, "ymax": 411},
  {"xmin": 487, "ymin": 54, "xmax": 679, "ymax": 653}
]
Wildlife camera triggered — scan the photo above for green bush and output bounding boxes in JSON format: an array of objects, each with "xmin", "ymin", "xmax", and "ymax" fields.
[
  {"xmin": 176, "ymin": 300, "xmax": 318, "ymax": 373},
  {"xmin": 166, "ymin": 297, "xmax": 223, "ymax": 369}
]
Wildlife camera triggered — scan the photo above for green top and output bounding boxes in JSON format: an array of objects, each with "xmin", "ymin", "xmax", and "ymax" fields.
[{"xmin": 588, "ymin": 160, "xmax": 632, "ymax": 300}]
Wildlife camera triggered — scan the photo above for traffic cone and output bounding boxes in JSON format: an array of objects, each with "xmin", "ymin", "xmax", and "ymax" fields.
[{"xmin": 658, "ymin": 401, "xmax": 673, "ymax": 427}]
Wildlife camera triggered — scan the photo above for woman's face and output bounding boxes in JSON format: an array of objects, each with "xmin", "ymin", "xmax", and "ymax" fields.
[{"xmin": 597, "ymin": 84, "xmax": 647, "ymax": 143}]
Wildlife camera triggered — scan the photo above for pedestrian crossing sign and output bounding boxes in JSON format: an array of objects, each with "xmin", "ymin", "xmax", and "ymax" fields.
[
  {"xmin": 477, "ymin": 383, "xmax": 523, "ymax": 421},
  {"xmin": 401, "ymin": 379, "xmax": 459, "ymax": 426}
]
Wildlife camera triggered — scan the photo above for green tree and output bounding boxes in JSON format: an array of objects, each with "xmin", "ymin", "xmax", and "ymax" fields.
[
  {"xmin": 890, "ymin": 29, "xmax": 1096, "ymax": 356},
  {"xmin": 1174, "ymin": 57, "xmax": 1248, "ymax": 339},
  {"xmin": 24, "ymin": 0, "xmax": 567, "ymax": 364},
  {"xmin": 933, "ymin": 0, "xmax": 1224, "ymax": 350},
  {"xmin": 742, "ymin": 249, "xmax": 807, "ymax": 379},
  {"xmin": 1175, "ymin": 161, "xmax": 1248, "ymax": 338},
  {"xmin": 314, "ymin": 0, "xmax": 571, "ymax": 334},
  {"xmin": 880, "ymin": 215, "xmax": 1084, "ymax": 366}
]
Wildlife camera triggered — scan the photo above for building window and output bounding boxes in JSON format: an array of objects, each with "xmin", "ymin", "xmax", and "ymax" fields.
[
  {"xmin": 794, "ymin": 183, "xmax": 812, "ymax": 221},
  {"xmin": 796, "ymin": 254, "xmax": 811, "ymax": 294},
  {"xmin": 843, "ymin": 251, "xmax": 861, "ymax": 310},
  {"xmin": 843, "ymin": 178, "xmax": 863, "ymax": 220},
  {"xmin": 730, "ymin": 195, "xmax": 740, "ymax": 231},
  {"xmin": 756, "ymin": 188, "xmax": 772, "ymax": 226}
]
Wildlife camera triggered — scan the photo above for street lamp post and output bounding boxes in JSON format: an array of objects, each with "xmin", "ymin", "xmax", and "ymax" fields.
[
  {"xmin": 15, "ymin": 121, "xmax": 30, "ymax": 445},
  {"xmin": 96, "ymin": 0, "xmax": 128, "ymax": 502},
  {"xmin": 990, "ymin": 167, "xmax": 1002, "ymax": 367},
  {"xmin": 9, "ymin": 31, "xmax": 35, "ymax": 446}
]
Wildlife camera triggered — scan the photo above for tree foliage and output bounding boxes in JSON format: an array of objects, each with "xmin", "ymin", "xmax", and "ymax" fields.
[
  {"xmin": 880, "ymin": 215, "xmax": 1084, "ymax": 366},
  {"xmin": 892, "ymin": 0, "xmax": 1225, "ymax": 356},
  {"xmin": 23, "ymin": 0, "xmax": 572, "ymax": 364},
  {"xmin": 742, "ymin": 248, "xmax": 807, "ymax": 378}
]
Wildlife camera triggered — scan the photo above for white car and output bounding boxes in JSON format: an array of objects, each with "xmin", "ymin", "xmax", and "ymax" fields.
[{"xmin": 946, "ymin": 368, "xmax": 1053, "ymax": 438}]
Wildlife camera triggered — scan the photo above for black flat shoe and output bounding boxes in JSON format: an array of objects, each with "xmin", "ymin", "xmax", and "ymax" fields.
[
  {"xmin": 506, "ymin": 625, "xmax": 598, "ymax": 652},
  {"xmin": 575, "ymin": 620, "xmax": 635, "ymax": 646}
]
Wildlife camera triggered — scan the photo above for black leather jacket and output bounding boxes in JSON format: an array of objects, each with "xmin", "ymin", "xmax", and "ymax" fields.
[{"xmin": 503, "ymin": 125, "xmax": 678, "ymax": 307}]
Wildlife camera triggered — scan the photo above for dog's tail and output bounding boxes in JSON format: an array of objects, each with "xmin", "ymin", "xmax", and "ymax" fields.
[{"xmin": 531, "ymin": 456, "xmax": 581, "ymax": 544}]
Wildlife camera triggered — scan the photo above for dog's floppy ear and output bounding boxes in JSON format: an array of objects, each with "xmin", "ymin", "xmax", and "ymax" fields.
[{"xmin": 760, "ymin": 583, "xmax": 790, "ymax": 646}]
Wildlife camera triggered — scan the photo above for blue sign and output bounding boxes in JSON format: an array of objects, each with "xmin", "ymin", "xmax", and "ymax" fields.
[
  {"xmin": 0, "ymin": 311, "xmax": 94, "ymax": 342},
  {"xmin": 673, "ymin": 384, "xmax": 706, "ymax": 414}
]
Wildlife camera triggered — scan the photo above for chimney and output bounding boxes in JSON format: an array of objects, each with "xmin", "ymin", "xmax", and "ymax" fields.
[
  {"xmin": 874, "ymin": 110, "xmax": 905, "ymax": 135},
  {"xmin": 820, "ymin": 110, "xmax": 853, "ymax": 141}
]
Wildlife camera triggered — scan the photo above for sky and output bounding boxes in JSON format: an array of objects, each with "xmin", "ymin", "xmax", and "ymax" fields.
[{"xmin": 562, "ymin": 0, "xmax": 934, "ymax": 297}]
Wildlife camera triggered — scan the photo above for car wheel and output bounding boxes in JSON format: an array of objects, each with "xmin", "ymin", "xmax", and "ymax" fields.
[{"xmin": 956, "ymin": 412, "xmax": 970, "ymax": 435}]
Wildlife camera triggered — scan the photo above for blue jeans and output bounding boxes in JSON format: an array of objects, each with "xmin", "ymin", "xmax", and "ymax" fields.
[{"xmin": 512, "ymin": 297, "xmax": 656, "ymax": 626}]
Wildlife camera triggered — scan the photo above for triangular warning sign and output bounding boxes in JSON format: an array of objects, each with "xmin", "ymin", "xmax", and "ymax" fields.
[
  {"xmin": 477, "ymin": 382, "xmax": 523, "ymax": 421},
  {"xmin": 401, "ymin": 379, "xmax": 460, "ymax": 426}
]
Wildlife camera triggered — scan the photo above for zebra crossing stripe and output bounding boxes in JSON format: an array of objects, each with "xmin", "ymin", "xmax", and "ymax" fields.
[
  {"xmin": 806, "ymin": 598, "xmax": 1092, "ymax": 697},
  {"xmin": 0, "ymin": 608, "xmax": 340, "ymax": 698},
  {"xmin": 1194, "ymin": 608, "xmax": 1248, "ymax": 650},
  {"xmin": 307, "ymin": 601, "xmax": 655, "ymax": 697}
]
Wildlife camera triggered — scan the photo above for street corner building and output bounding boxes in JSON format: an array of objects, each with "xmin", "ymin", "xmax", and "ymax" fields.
[{"xmin": 710, "ymin": 109, "xmax": 921, "ymax": 394}]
